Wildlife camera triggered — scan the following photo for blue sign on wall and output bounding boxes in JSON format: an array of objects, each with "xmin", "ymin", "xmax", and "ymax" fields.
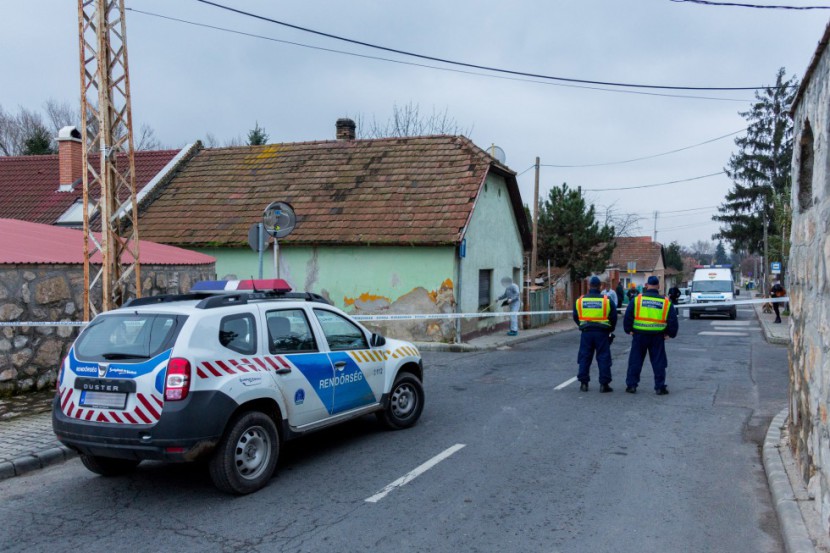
[{"xmin": 771, "ymin": 262, "xmax": 782, "ymax": 275}]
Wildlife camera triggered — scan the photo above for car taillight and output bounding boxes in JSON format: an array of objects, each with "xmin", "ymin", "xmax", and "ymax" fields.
[{"xmin": 165, "ymin": 358, "xmax": 191, "ymax": 401}]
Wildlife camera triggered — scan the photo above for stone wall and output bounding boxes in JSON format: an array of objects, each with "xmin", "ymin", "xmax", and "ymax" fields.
[
  {"xmin": 789, "ymin": 40, "xmax": 830, "ymax": 537},
  {"xmin": 0, "ymin": 263, "xmax": 215, "ymax": 396}
]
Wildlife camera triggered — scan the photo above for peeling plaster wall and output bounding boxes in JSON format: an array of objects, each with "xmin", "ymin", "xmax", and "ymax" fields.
[
  {"xmin": 199, "ymin": 245, "xmax": 458, "ymax": 341},
  {"xmin": 790, "ymin": 41, "xmax": 830, "ymax": 537},
  {"xmin": 458, "ymin": 172, "xmax": 525, "ymax": 336}
]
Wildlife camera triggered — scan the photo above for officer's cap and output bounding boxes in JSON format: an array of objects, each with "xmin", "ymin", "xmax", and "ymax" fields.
[
  {"xmin": 647, "ymin": 275, "xmax": 660, "ymax": 285},
  {"xmin": 589, "ymin": 276, "xmax": 601, "ymax": 287}
]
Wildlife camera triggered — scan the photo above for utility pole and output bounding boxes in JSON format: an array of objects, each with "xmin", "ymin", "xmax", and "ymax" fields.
[
  {"xmin": 652, "ymin": 211, "xmax": 659, "ymax": 242},
  {"xmin": 530, "ymin": 157, "xmax": 540, "ymax": 286},
  {"xmin": 78, "ymin": 0, "xmax": 140, "ymax": 320},
  {"xmin": 763, "ymin": 216, "xmax": 769, "ymax": 296}
]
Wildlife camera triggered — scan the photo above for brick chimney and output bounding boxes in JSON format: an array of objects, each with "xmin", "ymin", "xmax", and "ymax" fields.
[
  {"xmin": 336, "ymin": 118, "xmax": 356, "ymax": 141},
  {"xmin": 57, "ymin": 126, "xmax": 83, "ymax": 192}
]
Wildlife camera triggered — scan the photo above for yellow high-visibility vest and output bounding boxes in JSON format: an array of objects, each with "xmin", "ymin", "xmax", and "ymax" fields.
[
  {"xmin": 576, "ymin": 296, "xmax": 611, "ymax": 328},
  {"xmin": 633, "ymin": 295, "xmax": 670, "ymax": 332}
]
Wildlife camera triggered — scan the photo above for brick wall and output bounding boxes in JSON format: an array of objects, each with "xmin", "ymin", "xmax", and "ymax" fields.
[
  {"xmin": 0, "ymin": 263, "xmax": 215, "ymax": 396},
  {"xmin": 790, "ymin": 41, "xmax": 830, "ymax": 537}
]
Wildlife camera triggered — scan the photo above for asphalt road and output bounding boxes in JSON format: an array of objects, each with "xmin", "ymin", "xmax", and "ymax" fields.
[{"xmin": 0, "ymin": 308, "xmax": 787, "ymax": 553}]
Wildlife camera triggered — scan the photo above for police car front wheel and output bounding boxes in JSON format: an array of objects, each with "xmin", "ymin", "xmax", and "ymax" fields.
[
  {"xmin": 377, "ymin": 373, "xmax": 424, "ymax": 430},
  {"xmin": 209, "ymin": 411, "xmax": 280, "ymax": 495}
]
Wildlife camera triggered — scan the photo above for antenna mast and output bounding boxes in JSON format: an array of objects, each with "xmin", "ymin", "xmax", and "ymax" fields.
[{"xmin": 77, "ymin": 0, "xmax": 141, "ymax": 320}]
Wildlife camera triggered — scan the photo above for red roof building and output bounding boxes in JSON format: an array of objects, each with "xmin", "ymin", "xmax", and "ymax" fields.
[
  {"xmin": 0, "ymin": 218, "xmax": 215, "ymax": 265},
  {"xmin": 0, "ymin": 126, "xmax": 185, "ymax": 226}
]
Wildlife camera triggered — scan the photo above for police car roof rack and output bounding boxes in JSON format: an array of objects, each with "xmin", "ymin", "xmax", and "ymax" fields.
[
  {"xmin": 194, "ymin": 291, "xmax": 333, "ymax": 310},
  {"xmin": 123, "ymin": 293, "xmax": 214, "ymax": 308}
]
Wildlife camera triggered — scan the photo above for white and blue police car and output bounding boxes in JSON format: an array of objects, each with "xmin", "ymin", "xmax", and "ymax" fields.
[{"xmin": 52, "ymin": 279, "xmax": 425, "ymax": 494}]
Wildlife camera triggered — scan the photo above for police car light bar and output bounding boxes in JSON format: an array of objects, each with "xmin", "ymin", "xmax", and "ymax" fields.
[
  {"xmin": 694, "ymin": 264, "xmax": 733, "ymax": 269},
  {"xmin": 191, "ymin": 279, "xmax": 292, "ymax": 293}
]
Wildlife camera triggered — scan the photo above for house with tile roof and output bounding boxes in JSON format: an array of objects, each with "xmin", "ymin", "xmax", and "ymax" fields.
[
  {"xmin": 0, "ymin": 126, "xmax": 195, "ymax": 227},
  {"xmin": 136, "ymin": 119, "xmax": 531, "ymax": 341},
  {"xmin": 602, "ymin": 236, "xmax": 666, "ymax": 295}
]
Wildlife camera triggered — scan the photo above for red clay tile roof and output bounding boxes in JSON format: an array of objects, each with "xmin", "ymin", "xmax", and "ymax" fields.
[
  {"xmin": 609, "ymin": 236, "xmax": 664, "ymax": 272},
  {"xmin": 0, "ymin": 218, "xmax": 215, "ymax": 265},
  {"xmin": 0, "ymin": 150, "xmax": 179, "ymax": 225},
  {"xmin": 137, "ymin": 136, "xmax": 531, "ymax": 248}
]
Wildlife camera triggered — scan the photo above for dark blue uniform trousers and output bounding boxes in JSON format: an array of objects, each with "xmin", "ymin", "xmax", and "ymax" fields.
[
  {"xmin": 577, "ymin": 331, "xmax": 612, "ymax": 385},
  {"xmin": 626, "ymin": 332, "xmax": 668, "ymax": 390}
]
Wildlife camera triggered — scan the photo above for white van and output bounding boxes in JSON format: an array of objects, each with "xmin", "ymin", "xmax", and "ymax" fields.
[{"xmin": 689, "ymin": 265, "xmax": 737, "ymax": 320}]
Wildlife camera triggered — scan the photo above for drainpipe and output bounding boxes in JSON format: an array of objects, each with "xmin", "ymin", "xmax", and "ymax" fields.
[{"xmin": 455, "ymin": 242, "xmax": 464, "ymax": 344}]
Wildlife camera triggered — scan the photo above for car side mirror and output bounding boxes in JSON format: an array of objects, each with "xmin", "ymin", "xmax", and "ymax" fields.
[{"xmin": 370, "ymin": 333, "xmax": 386, "ymax": 348}]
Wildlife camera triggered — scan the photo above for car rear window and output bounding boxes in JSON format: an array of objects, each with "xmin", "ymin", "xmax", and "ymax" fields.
[
  {"xmin": 74, "ymin": 313, "xmax": 186, "ymax": 362},
  {"xmin": 692, "ymin": 281, "xmax": 733, "ymax": 293}
]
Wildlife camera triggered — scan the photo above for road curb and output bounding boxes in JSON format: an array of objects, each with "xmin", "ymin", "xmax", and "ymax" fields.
[
  {"xmin": 763, "ymin": 408, "xmax": 816, "ymax": 553},
  {"xmin": 0, "ymin": 446, "xmax": 77, "ymax": 483}
]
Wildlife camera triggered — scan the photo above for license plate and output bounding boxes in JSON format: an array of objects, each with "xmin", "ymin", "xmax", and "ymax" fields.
[
  {"xmin": 74, "ymin": 377, "xmax": 136, "ymax": 393},
  {"xmin": 79, "ymin": 391, "xmax": 128, "ymax": 410},
  {"xmin": 705, "ymin": 306, "xmax": 717, "ymax": 311}
]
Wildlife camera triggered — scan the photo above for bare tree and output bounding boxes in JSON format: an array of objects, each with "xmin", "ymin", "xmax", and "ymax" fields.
[
  {"xmin": 135, "ymin": 123, "xmax": 164, "ymax": 150},
  {"xmin": 43, "ymin": 99, "xmax": 79, "ymax": 135},
  {"xmin": 0, "ymin": 104, "xmax": 52, "ymax": 156},
  {"xmin": 203, "ymin": 132, "xmax": 244, "ymax": 148},
  {"xmin": 599, "ymin": 203, "xmax": 642, "ymax": 237},
  {"xmin": 358, "ymin": 102, "xmax": 472, "ymax": 139}
]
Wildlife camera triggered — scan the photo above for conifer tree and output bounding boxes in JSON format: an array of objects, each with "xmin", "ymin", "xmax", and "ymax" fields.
[{"xmin": 247, "ymin": 122, "xmax": 269, "ymax": 146}]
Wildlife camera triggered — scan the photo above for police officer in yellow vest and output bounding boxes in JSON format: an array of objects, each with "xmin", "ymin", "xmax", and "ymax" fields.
[
  {"xmin": 572, "ymin": 276, "xmax": 617, "ymax": 393},
  {"xmin": 623, "ymin": 275, "xmax": 679, "ymax": 395}
]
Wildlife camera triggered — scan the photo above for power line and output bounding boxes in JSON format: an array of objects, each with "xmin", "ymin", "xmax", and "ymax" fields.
[
  {"xmin": 126, "ymin": 8, "xmax": 749, "ymax": 103},
  {"xmin": 582, "ymin": 171, "xmax": 726, "ymax": 192},
  {"xmin": 194, "ymin": 0, "xmax": 788, "ymax": 91},
  {"xmin": 670, "ymin": 0, "xmax": 830, "ymax": 9},
  {"xmin": 540, "ymin": 129, "xmax": 744, "ymax": 168}
]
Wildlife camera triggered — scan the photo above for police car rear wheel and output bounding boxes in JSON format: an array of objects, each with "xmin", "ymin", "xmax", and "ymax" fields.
[
  {"xmin": 377, "ymin": 373, "xmax": 424, "ymax": 430},
  {"xmin": 209, "ymin": 411, "xmax": 279, "ymax": 495},
  {"xmin": 80, "ymin": 454, "xmax": 141, "ymax": 476}
]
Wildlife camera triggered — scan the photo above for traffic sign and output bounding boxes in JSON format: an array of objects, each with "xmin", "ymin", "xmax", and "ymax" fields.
[{"xmin": 771, "ymin": 262, "xmax": 782, "ymax": 275}]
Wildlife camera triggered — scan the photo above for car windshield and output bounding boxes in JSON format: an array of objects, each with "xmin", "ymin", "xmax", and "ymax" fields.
[
  {"xmin": 74, "ymin": 313, "xmax": 186, "ymax": 362},
  {"xmin": 692, "ymin": 280, "xmax": 733, "ymax": 293}
]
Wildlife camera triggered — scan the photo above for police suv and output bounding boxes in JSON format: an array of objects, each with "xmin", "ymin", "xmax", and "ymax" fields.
[{"xmin": 52, "ymin": 279, "xmax": 425, "ymax": 494}]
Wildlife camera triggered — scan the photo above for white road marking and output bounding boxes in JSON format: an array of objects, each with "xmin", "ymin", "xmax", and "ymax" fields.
[
  {"xmin": 713, "ymin": 326, "xmax": 760, "ymax": 331},
  {"xmin": 698, "ymin": 331, "xmax": 749, "ymax": 337},
  {"xmin": 710, "ymin": 321, "xmax": 751, "ymax": 326},
  {"xmin": 365, "ymin": 444, "xmax": 466, "ymax": 503},
  {"xmin": 554, "ymin": 376, "xmax": 578, "ymax": 390}
]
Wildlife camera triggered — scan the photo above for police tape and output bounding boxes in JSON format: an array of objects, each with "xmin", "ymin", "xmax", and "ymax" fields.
[{"xmin": 0, "ymin": 296, "xmax": 788, "ymax": 326}]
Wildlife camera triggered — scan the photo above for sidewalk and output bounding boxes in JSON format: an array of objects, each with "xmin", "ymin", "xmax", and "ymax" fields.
[
  {"xmin": 0, "ymin": 390, "xmax": 75, "ymax": 481},
  {"xmin": 754, "ymin": 302, "xmax": 791, "ymax": 345}
]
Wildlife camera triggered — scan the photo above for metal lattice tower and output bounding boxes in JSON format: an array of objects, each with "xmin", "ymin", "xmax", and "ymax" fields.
[{"xmin": 77, "ymin": 0, "xmax": 141, "ymax": 320}]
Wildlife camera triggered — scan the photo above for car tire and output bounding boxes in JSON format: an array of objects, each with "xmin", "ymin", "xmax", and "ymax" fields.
[
  {"xmin": 377, "ymin": 373, "xmax": 424, "ymax": 430},
  {"xmin": 690, "ymin": 313, "xmax": 698, "ymax": 320},
  {"xmin": 729, "ymin": 309, "xmax": 737, "ymax": 320},
  {"xmin": 80, "ymin": 454, "xmax": 141, "ymax": 476},
  {"xmin": 209, "ymin": 411, "xmax": 279, "ymax": 495}
]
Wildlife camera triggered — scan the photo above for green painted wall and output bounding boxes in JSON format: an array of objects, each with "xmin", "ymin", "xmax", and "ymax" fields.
[
  {"xmin": 458, "ymin": 173, "xmax": 525, "ymax": 330},
  {"xmin": 197, "ymin": 245, "xmax": 456, "ymax": 310}
]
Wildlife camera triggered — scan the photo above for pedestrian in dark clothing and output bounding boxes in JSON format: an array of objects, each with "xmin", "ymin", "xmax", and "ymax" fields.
[
  {"xmin": 573, "ymin": 276, "xmax": 617, "ymax": 393},
  {"xmin": 615, "ymin": 283, "xmax": 625, "ymax": 306},
  {"xmin": 626, "ymin": 284, "xmax": 638, "ymax": 305},
  {"xmin": 623, "ymin": 275, "xmax": 679, "ymax": 395},
  {"xmin": 668, "ymin": 284, "xmax": 681, "ymax": 314},
  {"xmin": 771, "ymin": 280, "xmax": 786, "ymax": 324}
]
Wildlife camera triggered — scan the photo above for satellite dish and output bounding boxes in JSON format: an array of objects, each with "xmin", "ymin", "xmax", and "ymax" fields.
[
  {"xmin": 263, "ymin": 201, "xmax": 296, "ymax": 239},
  {"xmin": 488, "ymin": 144, "xmax": 507, "ymax": 165}
]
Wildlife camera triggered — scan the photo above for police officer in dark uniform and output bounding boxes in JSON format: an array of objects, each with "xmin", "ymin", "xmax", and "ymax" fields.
[
  {"xmin": 573, "ymin": 276, "xmax": 617, "ymax": 393},
  {"xmin": 624, "ymin": 275, "xmax": 679, "ymax": 395}
]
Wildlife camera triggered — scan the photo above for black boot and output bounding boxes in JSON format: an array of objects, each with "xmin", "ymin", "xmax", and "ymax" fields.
[
  {"xmin": 579, "ymin": 382, "xmax": 589, "ymax": 392},
  {"xmin": 600, "ymin": 383, "xmax": 613, "ymax": 393}
]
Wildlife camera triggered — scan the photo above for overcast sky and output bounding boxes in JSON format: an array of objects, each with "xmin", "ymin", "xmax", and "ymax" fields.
[{"xmin": 3, "ymin": 0, "xmax": 828, "ymax": 249}]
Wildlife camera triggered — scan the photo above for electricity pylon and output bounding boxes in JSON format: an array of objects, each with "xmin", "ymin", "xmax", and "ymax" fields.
[{"xmin": 77, "ymin": 0, "xmax": 141, "ymax": 320}]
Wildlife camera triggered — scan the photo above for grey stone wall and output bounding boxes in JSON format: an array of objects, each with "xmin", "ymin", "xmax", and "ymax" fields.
[
  {"xmin": 0, "ymin": 263, "xmax": 215, "ymax": 396},
  {"xmin": 790, "ymin": 42, "xmax": 830, "ymax": 537}
]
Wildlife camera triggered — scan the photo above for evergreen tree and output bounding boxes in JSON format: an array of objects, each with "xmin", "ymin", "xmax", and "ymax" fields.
[
  {"xmin": 537, "ymin": 183, "xmax": 615, "ymax": 280},
  {"xmin": 714, "ymin": 67, "xmax": 797, "ymax": 254},
  {"xmin": 21, "ymin": 125, "xmax": 54, "ymax": 155},
  {"xmin": 714, "ymin": 241, "xmax": 728, "ymax": 265},
  {"xmin": 664, "ymin": 241, "xmax": 684, "ymax": 272},
  {"xmin": 247, "ymin": 122, "xmax": 269, "ymax": 146}
]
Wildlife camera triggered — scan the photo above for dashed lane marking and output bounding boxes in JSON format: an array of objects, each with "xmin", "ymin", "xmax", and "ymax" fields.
[
  {"xmin": 365, "ymin": 444, "xmax": 466, "ymax": 503},
  {"xmin": 698, "ymin": 331, "xmax": 749, "ymax": 337},
  {"xmin": 554, "ymin": 376, "xmax": 578, "ymax": 390}
]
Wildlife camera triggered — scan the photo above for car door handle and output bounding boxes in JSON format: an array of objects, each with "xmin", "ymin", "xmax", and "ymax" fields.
[
  {"xmin": 334, "ymin": 361, "xmax": 347, "ymax": 370},
  {"xmin": 275, "ymin": 367, "xmax": 291, "ymax": 375}
]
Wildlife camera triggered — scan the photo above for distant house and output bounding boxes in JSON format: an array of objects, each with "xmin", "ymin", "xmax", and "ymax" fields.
[
  {"xmin": 602, "ymin": 236, "xmax": 666, "ymax": 293},
  {"xmin": 136, "ymin": 119, "xmax": 531, "ymax": 341},
  {"xmin": 0, "ymin": 126, "xmax": 194, "ymax": 227}
]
